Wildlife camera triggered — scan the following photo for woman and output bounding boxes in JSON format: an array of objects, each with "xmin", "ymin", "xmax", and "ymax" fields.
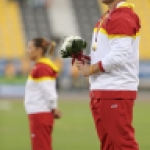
[{"xmin": 25, "ymin": 37, "xmax": 62, "ymax": 150}]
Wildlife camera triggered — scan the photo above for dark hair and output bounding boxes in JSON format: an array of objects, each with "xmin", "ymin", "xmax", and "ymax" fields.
[{"xmin": 32, "ymin": 37, "xmax": 50, "ymax": 55}]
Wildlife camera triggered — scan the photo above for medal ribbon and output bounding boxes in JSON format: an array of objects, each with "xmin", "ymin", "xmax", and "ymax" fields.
[
  {"xmin": 94, "ymin": 12, "xmax": 109, "ymax": 44},
  {"xmin": 93, "ymin": 5, "xmax": 117, "ymax": 50}
]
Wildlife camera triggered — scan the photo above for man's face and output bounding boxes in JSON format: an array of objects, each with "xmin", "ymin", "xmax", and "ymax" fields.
[{"xmin": 101, "ymin": 0, "xmax": 115, "ymax": 4}]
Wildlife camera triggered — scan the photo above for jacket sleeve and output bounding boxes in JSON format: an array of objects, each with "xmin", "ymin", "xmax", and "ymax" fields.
[
  {"xmin": 101, "ymin": 37, "xmax": 133, "ymax": 72},
  {"xmin": 40, "ymin": 79, "xmax": 58, "ymax": 109},
  {"xmin": 100, "ymin": 15, "xmax": 140, "ymax": 72},
  {"xmin": 34, "ymin": 66, "xmax": 58, "ymax": 109}
]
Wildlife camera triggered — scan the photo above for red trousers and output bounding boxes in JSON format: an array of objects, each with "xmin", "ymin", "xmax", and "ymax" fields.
[
  {"xmin": 90, "ymin": 98, "xmax": 139, "ymax": 150},
  {"xmin": 28, "ymin": 112, "xmax": 54, "ymax": 150}
]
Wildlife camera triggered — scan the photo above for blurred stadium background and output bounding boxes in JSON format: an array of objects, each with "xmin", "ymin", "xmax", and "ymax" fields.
[{"xmin": 0, "ymin": 0, "xmax": 150, "ymax": 150}]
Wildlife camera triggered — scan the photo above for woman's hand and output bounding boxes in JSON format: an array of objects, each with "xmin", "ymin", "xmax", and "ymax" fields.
[{"xmin": 52, "ymin": 109, "xmax": 62, "ymax": 119}]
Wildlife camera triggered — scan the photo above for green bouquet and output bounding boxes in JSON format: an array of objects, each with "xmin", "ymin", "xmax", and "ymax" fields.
[
  {"xmin": 61, "ymin": 36, "xmax": 87, "ymax": 58},
  {"xmin": 61, "ymin": 36, "xmax": 90, "ymax": 64}
]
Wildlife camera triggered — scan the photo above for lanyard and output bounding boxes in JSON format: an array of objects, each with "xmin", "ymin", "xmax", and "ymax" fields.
[
  {"xmin": 94, "ymin": 12, "xmax": 109, "ymax": 43},
  {"xmin": 92, "ymin": 6, "xmax": 116, "ymax": 51}
]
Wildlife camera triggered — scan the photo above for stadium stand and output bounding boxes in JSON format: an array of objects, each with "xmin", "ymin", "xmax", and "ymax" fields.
[
  {"xmin": 18, "ymin": 1, "xmax": 52, "ymax": 43},
  {"xmin": 71, "ymin": 0, "xmax": 101, "ymax": 53},
  {"xmin": 48, "ymin": 0, "xmax": 80, "ymax": 36},
  {"xmin": 0, "ymin": 0, "xmax": 25, "ymax": 59},
  {"xmin": 98, "ymin": 0, "xmax": 150, "ymax": 60}
]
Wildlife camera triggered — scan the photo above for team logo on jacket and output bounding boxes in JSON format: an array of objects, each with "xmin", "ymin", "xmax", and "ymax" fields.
[{"xmin": 111, "ymin": 104, "xmax": 118, "ymax": 108}]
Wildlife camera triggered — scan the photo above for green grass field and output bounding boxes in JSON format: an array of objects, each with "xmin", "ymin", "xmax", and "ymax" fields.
[{"xmin": 0, "ymin": 100, "xmax": 150, "ymax": 150}]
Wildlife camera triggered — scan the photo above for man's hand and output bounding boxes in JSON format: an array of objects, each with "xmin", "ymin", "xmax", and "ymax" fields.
[
  {"xmin": 75, "ymin": 60, "xmax": 91, "ymax": 76},
  {"xmin": 52, "ymin": 109, "xmax": 62, "ymax": 119},
  {"xmin": 74, "ymin": 59, "xmax": 102, "ymax": 76}
]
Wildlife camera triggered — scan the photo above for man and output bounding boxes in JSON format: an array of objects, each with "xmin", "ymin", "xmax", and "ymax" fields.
[{"xmin": 75, "ymin": 0, "xmax": 141, "ymax": 149}]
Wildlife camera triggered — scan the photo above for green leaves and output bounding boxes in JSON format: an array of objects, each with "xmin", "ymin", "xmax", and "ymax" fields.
[{"xmin": 61, "ymin": 36, "xmax": 87, "ymax": 58}]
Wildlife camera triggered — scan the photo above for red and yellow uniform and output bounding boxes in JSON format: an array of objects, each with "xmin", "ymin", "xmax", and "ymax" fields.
[
  {"xmin": 25, "ymin": 57, "xmax": 58, "ymax": 150},
  {"xmin": 90, "ymin": 2, "xmax": 140, "ymax": 150}
]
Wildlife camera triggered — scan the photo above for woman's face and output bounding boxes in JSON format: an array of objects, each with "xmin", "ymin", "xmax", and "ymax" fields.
[{"xmin": 27, "ymin": 41, "xmax": 41, "ymax": 61}]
